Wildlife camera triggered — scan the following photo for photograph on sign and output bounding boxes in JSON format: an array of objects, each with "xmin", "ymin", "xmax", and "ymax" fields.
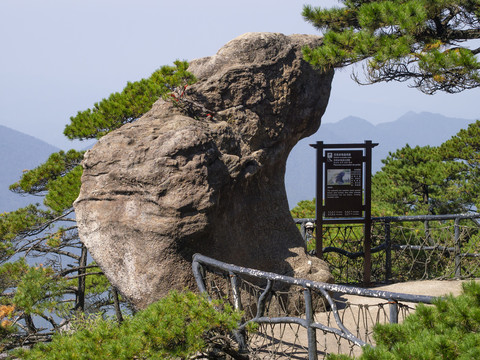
[{"xmin": 327, "ymin": 169, "xmax": 351, "ymax": 185}]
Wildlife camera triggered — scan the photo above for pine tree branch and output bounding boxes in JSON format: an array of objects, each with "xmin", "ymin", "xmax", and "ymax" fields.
[
  {"xmin": 38, "ymin": 313, "xmax": 59, "ymax": 329},
  {"xmin": 25, "ymin": 244, "xmax": 81, "ymax": 261},
  {"xmin": 57, "ymin": 265, "xmax": 101, "ymax": 276},
  {"xmin": 65, "ymin": 271, "xmax": 104, "ymax": 280}
]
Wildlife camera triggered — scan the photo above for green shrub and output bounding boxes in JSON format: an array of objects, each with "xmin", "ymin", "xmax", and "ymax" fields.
[{"xmin": 14, "ymin": 290, "xmax": 243, "ymax": 360}]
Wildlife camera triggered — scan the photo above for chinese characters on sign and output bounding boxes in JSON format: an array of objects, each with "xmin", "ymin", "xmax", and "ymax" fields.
[{"xmin": 324, "ymin": 151, "xmax": 363, "ymax": 217}]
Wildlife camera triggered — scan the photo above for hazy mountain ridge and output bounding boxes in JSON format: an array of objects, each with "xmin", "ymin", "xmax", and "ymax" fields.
[
  {"xmin": 1, "ymin": 112, "xmax": 477, "ymax": 213},
  {"xmin": 285, "ymin": 111, "xmax": 477, "ymax": 208},
  {"xmin": 0, "ymin": 125, "xmax": 59, "ymax": 213}
]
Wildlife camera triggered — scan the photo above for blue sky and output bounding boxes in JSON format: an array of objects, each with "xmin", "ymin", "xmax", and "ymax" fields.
[{"xmin": 1, "ymin": 0, "xmax": 479, "ymax": 150}]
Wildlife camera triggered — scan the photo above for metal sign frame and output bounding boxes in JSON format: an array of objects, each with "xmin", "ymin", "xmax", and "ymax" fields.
[{"xmin": 310, "ymin": 140, "xmax": 378, "ymax": 284}]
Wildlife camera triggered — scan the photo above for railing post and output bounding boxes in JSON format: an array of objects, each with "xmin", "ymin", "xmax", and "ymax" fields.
[
  {"xmin": 424, "ymin": 220, "xmax": 431, "ymax": 245},
  {"xmin": 315, "ymin": 141, "xmax": 324, "ymax": 259},
  {"xmin": 363, "ymin": 140, "xmax": 374, "ymax": 286},
  {"xmin": 304, "ymin": 287, "xmax": 318, "ymax": 360},
  {"xmin": 385, "ymin": 220, "xmax": 392, "ymax": 283},
  {"xmin": 230, "ymin": 272, "xmax": 247, "ymax": 353},
  {"xmin": 389, "ymin": 300, "xmax": 399, "ymax": 324},
  {"xmin": 454, "ymin": 217, "xmax": 461, "ymax": 278},
  {"xmin": 300, "ymin": 221, "xmax": 307, "ymax": 244},
  {"xmin": 363, "ymin": 222, "xmax": 372, "ymax": 286},
  {"xmin": 192, "ymin": 256, "xmax": 208, "ymax": 296}
]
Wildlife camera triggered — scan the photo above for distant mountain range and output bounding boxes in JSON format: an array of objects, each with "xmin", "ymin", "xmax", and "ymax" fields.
[
  {"xmin": 285, "ymin": 111, "xmax": 477, "ymax": 208},
  {"xmin": 1, "ymin": 112, "xmax": 477, "ymax": 213},
  {"xmin": 0, "ymin": 125, "xmax": 59, "ymax": 213}
]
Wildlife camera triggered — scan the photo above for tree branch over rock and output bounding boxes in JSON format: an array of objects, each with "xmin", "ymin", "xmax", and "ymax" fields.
[{"xmin": 303, "ymin": 0, "xmax": 480, "ymax": 94}]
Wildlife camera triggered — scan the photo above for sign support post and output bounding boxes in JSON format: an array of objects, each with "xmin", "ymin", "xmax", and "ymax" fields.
[
  {"xmin": 311, "ymin": 140, "xmax": 378, "ymax": 285},
  {"xmin": 315, "ymin": 141, "xmax": 325, "ymax": 260},
  {"xmin": 364, "ymin": 140, "xmax": 373, "ymax": 285}
]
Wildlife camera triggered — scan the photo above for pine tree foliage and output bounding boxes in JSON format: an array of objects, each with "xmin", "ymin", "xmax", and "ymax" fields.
[
  {"xmin": 291, "ymin": 199, "xmax": 316, "ymax": 219},
  {"xmin": 0, "ymin": 206, "xmax": 113, "ymax": 352},
  {"xmin": 9, "ymin": 150, "xmax": 84, "ymax": 215},
  {"xmin": 9, "ymin": 150, "xmax": 84, "ymax": 196},
  {"xmin": 1, "ymin": 61, "xmax": 195, "ymax": 352},
  {"xmin": 64, "ymin": 60, "xmax": 196, "ymax": 140},
  {"xmin": 372, "ymin": 120, "xmax": 480, "ymax": 216},
  {"xmin": 329, "ymin": 281, "xmax": 480, "ymax": 359},
  {"xmin": 440, "ymin": 119, "xmax": 480, "ymax": 210},
  {"xmin": 302, "ymin": 0, "xmax": 480, "ymax": 94},
  {"xmin": 372, "ymin": 144, "xmax": 467, "ymax": 215},
  {"xmin": 15, "ymin": 291, "xmax": 244, "ymax": 360}
]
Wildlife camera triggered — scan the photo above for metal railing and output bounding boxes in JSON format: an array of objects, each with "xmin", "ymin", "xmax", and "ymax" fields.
[
  {"xmin": 296, "ymin": 213, "xmax": 480, "ymax": 284},
  {"xmin": 192, "ymin": 253, "xmax": 435, "ymax": 359}
]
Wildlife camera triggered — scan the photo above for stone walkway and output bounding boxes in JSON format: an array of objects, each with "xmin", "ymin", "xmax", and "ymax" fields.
[
  {"xmin": 249, "ymin": 279, "xmax": 477, "ymax": 359},
  {"xmin": 369, "ymin": 278, "xmax": 472, "ymax": 297}
]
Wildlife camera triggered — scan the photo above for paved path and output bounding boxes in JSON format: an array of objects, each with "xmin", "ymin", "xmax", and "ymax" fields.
[
  {"xmin": 369, "ymin": 279, "xmax": 474, "ymax": 297},
  {"xmin": 341, "ymin": 279, "xmax": 475, "ymax": 311},
  {"xmin": 250, "ymin": 279, "xmax": 477, "ymax": 359}
]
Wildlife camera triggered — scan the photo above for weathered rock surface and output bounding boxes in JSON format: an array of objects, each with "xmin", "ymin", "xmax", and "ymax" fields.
[{"xmin": 74, "ymin": 32, "xmax": 334, "ymax": 309}]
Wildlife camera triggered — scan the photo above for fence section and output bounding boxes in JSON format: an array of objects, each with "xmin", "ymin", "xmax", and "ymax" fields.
[
  {"xmin": 192, "ymin": 254, "xmax": 434, "ymax": 360},
  {"xmin": 296, "ymin": 214, "xmax": 480, "ymax": 284}
]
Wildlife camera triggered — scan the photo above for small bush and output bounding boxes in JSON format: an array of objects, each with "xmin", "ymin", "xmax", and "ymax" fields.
[{"xmin": 14, "ymin": 290, "xmax": 243, "ymax": 360}]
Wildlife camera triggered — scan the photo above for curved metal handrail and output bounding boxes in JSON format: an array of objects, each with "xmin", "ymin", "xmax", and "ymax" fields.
[{"xmin": 192, "ymin": 253, "xmax": 435, "ymax": 359}]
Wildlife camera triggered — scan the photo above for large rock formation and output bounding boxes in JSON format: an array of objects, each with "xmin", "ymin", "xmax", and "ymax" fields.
[{"xmin": 74, "ymin": 32, "xmax": 334, "ymax": 309}]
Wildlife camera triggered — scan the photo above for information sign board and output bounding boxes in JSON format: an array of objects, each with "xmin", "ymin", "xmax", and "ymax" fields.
[
  {"xmin": 324, "ymin": 150, "xmax": 363, "ymax": 217},
  {"xmin": 310, "ymin": 140, "xmax": 377, "ymax": 284}
]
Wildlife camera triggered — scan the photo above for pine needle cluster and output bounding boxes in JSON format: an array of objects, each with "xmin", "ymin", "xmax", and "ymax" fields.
[
  {"xmin": 64, "ymin": 60, "xmax": 195, "ymax": 140},
  {"xmin": 303, "ymin": 0, "xmax": 480, "ymax": 93},
  {"xmin": 15, "ymin": 291, "xmax": 243, "ymax": 360},
  {"xmin": 0, "ymin": 61, "xmax": 196, "ymax": 351}
]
